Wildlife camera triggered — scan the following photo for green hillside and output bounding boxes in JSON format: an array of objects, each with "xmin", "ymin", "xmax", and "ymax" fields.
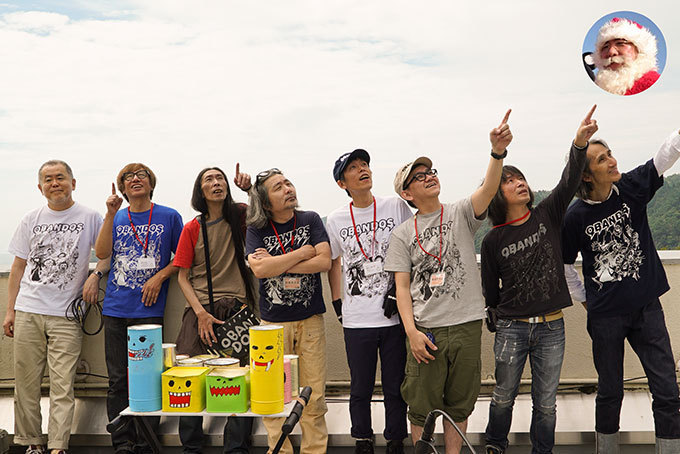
[{"xmin": 473, "ymin": 173, "xmax": 680, "ymax": 253}]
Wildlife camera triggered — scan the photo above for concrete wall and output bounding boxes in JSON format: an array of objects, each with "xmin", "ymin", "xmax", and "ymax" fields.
[{"xmin": 2, "ymin": 262, "xmax": 680, "ymax": 385}]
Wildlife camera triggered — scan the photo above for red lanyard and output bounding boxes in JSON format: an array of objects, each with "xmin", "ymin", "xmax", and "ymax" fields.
[
  {"xmin": 492, "ymin": 209, "xmax": 531, "ymax": 229},
  {"xmin": 414, "ymin": 205, "xmax": 443, "ymax": 265},
  {"xmin": 127, "ymin": 203, "xmax": 154, "ymax": 256},
  {"xmin": 349, "ymin": 197, "xmax": 376, "ymax": 261},
  {"xmin": 270, "ymin": 213, "xmax": 296, "ymax": 254}
]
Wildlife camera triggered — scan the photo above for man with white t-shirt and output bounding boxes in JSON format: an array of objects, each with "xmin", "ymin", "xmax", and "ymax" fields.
[
  {"xmin": 3, "ymin": 160, "xmax": 107, "ymax": 454},
  {"xmin": 326, "ymin": 149, "xmax": 412, "ymax": 454}
]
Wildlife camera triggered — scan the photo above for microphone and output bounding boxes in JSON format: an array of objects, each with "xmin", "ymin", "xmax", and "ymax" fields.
[
  {"xmin": 281, "ymin": 386, "xmax": 312, "ymax": 434},
  {"xmin": 414, "ymin": 410, "xmax": 438, "ymax": 454}
]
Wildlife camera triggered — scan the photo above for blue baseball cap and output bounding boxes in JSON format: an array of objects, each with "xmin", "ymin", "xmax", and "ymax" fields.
[{"xmin": 333, "ymin": 149, "xmax": 371, "ymax": 182}]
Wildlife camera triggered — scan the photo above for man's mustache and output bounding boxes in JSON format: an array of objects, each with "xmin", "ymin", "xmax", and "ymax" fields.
[{"xmin": 602, "ymin": 55, "xmax": 626, "ymax": 67}]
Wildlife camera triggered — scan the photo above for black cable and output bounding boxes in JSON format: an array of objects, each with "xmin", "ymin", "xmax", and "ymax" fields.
[{"xmin": 65, "ymin": 288, "xmax": 105, "ymax": 335}]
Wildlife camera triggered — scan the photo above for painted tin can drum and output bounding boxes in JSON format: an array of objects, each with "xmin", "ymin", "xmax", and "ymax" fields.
[
  {"xmin": 249, "ymin": 325, "xmax": 284, "ymax": 414},
  {"xmin": 128, "ymin": 324, "xmax": 163, "ymax": 411}
]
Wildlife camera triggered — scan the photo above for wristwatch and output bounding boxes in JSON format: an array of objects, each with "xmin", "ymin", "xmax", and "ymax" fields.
[
  {"xmin": 491, "ymin": 149, "xmax": 508, "ymax": 160},
  {"xmin": 93, "ymin": 270, "xmax": 104, "ymax": 279}
]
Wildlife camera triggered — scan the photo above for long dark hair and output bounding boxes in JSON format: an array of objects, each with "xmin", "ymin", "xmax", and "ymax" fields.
[
  {"xmin": 488, "ymin": 165, "xmax": 534, "ymax": 226},
  {"xmin": 191, "ymin": 167, "xmax": 255, "ymax": 307}
]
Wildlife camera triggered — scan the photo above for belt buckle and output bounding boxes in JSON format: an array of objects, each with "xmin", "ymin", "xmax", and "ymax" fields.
[{"xmin": 528, "ymin": 316, "xmax": 540, "ymax": 323}]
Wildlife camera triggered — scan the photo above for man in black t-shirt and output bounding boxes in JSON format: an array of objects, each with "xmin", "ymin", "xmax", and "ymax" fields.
[
  {"xmin": 563, "ymin": 129, "xmax": 680, "ymax": 453},
  {"xmin": 482, "ymin": 106, "xmax": 596, "ymax": 454},
  {"xmin": 245, "ymin": 169, "xmax": 331, "ymax": 454}
]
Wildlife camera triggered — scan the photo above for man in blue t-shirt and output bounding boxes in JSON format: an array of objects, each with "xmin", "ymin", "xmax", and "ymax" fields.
[
  {"xmin": 95, "ymin": 163, "xmax": 183, "ymax": 454},
  {"xmin": 563, "ymin": 130, "xmax": 680, "ymax": 453},
  {"xmin": 245, "ymin": 169, "xmax": 330, "ymax": 454}
]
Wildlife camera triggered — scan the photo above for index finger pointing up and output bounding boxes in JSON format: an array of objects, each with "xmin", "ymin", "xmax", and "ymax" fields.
[
  {"xmin": 584, "ymin": 104, "xmax": 597, "ymax": 123},
  {"xmin": 111, "ymin": 182, "xmax": 116, "ymax": 195},
  {"xmin": 235, "ymin": 162, "xmax": 241, "ymax": 177},
  {"xmin": 499, "ymin": 109, "xmax": 512, "ymax": 126}
]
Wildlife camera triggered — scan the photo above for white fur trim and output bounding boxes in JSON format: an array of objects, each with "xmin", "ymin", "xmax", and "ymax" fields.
[{"xmin": 594, "ymin": 17, "xmax": 658, "ymax": 63}]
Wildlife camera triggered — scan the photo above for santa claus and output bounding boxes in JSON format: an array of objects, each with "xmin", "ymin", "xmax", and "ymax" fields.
[{"xmin": 593, "ymin": 17, "xmax": 660, "ymax": 96}]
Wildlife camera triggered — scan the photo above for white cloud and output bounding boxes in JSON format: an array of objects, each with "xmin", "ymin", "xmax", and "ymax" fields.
[{"xmin": 0, "ymin": 0, "xmax": 679, "ymax": 253}]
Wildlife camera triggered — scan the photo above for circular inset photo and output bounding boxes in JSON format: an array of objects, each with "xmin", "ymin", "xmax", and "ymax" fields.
[{"xmin": 582, "ymin": 11, "xmax": 666, "ymax": 96}]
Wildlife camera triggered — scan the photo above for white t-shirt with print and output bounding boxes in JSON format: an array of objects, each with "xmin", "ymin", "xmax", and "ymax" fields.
[
  {"xmin": 9, "ymin": 202, "xmax": 103, "ymax": 316},
  {"xmin": 385, "ymin": 198, "xmax": 485, "ymax": 328},
  {"xmin": 327, "ymin": 196, "xmax": 412, "ymax": 328}
]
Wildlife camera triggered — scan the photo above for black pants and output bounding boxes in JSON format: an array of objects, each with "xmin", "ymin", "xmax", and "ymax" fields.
[
  {"xmin": 344, "ymin": 324, "xmax": 408, "ymax": 440},
  {"xmin": 587, "ymin": 299, "xmax": 680, "ymax": 438},
  {"xmin": 179, "ymin": 416, "xmax": 252, "ymax": 453},
  {"xmin": 104, "ymin": 315, "xmax": 163, "ymax": 452}
]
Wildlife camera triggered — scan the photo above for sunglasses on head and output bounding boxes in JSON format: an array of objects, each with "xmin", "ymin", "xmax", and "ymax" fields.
[{"xmin": 255, "ymin": 168, "xmax": 282, "ymax": 187}]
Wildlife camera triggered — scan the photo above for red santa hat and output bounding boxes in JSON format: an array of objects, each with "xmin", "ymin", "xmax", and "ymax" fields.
[{"xmin": 594, "ymin": 17, "xmax": 657, "ymax": 61}]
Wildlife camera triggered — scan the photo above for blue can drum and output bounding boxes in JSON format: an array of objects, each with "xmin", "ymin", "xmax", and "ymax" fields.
[{"xmin": 128, "ymin": 324, "xmax": 163, "ymax": 411}]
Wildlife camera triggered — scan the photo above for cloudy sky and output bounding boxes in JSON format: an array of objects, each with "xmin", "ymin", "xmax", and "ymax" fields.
[{"xmin": 1, "ymin": 0, "xmax": 678, "ymax": 256}]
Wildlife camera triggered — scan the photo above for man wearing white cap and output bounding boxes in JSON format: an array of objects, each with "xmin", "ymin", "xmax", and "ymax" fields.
[
  {"xmin": 384, "ymin": 110, "xmax": 512, "ymax": 453},
  {"xmin": 593, "ymin": 17, "xmax": 660, "ymax": 96}
]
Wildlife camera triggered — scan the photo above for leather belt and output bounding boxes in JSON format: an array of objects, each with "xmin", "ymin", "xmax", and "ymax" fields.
[{"xmin": 515, "ymin": 310, "xmax": 563, "ymax": 324}]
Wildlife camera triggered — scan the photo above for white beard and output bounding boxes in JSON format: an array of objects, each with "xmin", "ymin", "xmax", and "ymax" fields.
[{"xmin": 594, "ymin": 53, "xmax": 657, "ymax": 95}]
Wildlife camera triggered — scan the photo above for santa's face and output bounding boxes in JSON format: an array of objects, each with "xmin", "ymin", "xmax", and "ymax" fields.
[{"xmin": 599, "ymin": 39, "xmax": 639, "ymax": 70}]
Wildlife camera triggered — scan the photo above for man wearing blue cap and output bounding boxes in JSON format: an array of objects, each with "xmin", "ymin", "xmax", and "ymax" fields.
[{"xmin": 326, "ymin": 149, "xmax": 413, "ymax": 454}]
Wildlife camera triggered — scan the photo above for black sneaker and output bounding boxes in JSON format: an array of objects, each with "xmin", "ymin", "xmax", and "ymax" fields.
[
  {"xmin": 386, "ymin": 439, "xmax": 405, "ymax": 454},
  {"xmin": 485, "ymin": 444, "xmax": 504, "ymax": 454},
  {"xmin": 355, "ymin": 439, "xmax": 374, "ymax": 454}
]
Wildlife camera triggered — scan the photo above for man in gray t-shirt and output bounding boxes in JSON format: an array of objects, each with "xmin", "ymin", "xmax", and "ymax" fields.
[{"xmin": 384, "ymin": 110, "xmax": 512, "ymax": 453}]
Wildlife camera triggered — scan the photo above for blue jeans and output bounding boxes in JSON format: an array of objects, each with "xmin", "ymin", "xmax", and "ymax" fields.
[
  {"xmin": 485, "ymin": 318, "xmax": 565, "ymax": 454},
  {"xmin": 587, "ymin": 298, "xmax": 680, "ymax": 438}
]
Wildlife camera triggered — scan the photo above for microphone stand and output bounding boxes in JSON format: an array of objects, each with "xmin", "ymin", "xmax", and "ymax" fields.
[{"xmin": 413, "ymin": 409, "xmax": 478, "ymax": 454}]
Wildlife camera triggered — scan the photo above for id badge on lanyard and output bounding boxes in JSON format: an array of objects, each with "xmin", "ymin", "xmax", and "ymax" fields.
[
  {"xmin": 283, "ymin": 276, "xmax": 302, "ymax": 290},
  {"xmin": 137, "ymin": 255, "xmax": 156, "ymax": 270},
  {"xmin": 429, "ymin": 271, "xmax": 446, "ymax": 287},
  {"xmin": 363, "ymin": 261, "xmax": 382, "ymax": 276}
]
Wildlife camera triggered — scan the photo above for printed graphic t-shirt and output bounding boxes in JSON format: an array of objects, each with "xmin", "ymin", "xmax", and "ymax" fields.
[
  {"xmin": 385, "ymin": 198, "xmax": 485, "ymax": 328},
  {"xmin": 245, "ymin": 210, "xmax": 329, "ymax": 323},
  {"xmin": 326, "ymin": 196, "xmax": 412, "ymax": 328},
  {"xmin": 562, "ymin": 159, "xmax": 669, "ymax": 317},
  {"xmin": 173, "ymin": 215, "xmax": 247, "ymax": 305},
  {"xmin": 480, "ymin": 142, "xmax": 586, "ymax": 319},
  {"xmin": 9, "ymin": 202, "xmax": 103, "ymax": 316},
  {"xmin": 102, "ymin": 203, "xmax": 183, "ymax": 318}
]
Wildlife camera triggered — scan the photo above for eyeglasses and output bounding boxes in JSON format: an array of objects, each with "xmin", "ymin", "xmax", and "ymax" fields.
[
  {"xmin": 122, "ymin": 169, "xmax": 150, "ymax": 181},
  {"xmin": 601, "ymin": 39, "xmax": 634, "ymax": 52},
  {"xmin": 255, "ymin": 168, "xmax": 282, "ymax": 186},
  {"xmin": 404, "ymin": 168, "xmax": 438, "ymax": 189}
]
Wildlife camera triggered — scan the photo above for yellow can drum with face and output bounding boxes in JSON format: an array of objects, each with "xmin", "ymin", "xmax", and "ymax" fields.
[{"xmin": 249, "ymin": 325, "xmax": 284, "ymax": 414}]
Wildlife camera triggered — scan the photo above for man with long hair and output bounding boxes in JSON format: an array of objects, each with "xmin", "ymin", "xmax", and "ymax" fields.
[
  {"xmin": 481, "ymin": 106, "xmax": 597, "ymax": 454},
  {"xmin": 172, "ymin": 164, "xmax": 255, "ymax": 453},
  {"xmin": 95, "ymin": 163, "xmax": 183, "ymax": 454},
  {"xmin": 563, "ymin": 127, "xmax": 680, "ymax": 453},
  {"xmin": 245, "ymin": 169, "xmax": 331, "ymax": 454}
]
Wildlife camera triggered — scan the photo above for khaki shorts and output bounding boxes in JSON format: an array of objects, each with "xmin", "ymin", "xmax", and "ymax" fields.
[{"xmin": 401, "ymin": 320, "xmax": 482, "ymax": 426}]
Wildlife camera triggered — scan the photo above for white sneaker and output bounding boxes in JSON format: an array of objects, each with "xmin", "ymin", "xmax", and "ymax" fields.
[{"xmin": 25, "ymin": 446, "xmax": 46, "ymax": 454}]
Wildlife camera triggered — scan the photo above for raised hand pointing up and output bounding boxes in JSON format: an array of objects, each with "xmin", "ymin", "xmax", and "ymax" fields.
[
  {"xmin": 490, "ymin": 109, "xmax": 513, "ymax": 155},
  {"xmin": 106, "ymin": 182, "xmax": 123, "ymax": 216},
  {"xmin": 575, "ymin": 104, "xmax": 598, "ymax": 148},
  {"xmin": 233, "ymin": 162, "xmax": 252, "ymax": 192}
]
